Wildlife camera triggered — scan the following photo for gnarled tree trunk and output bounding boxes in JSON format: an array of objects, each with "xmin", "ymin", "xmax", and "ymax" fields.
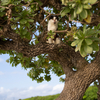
[
  {"xmin": 56, "ymin": 61, "xmax": 100, "ymax": 100},
  {"xmin": 48, "ymin": 44, "xmax": 100, "ymax": 100}
]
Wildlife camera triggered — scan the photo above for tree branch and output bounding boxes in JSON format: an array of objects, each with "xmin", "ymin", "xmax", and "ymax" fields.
[
  {"xmin": 39, "ymin": 5, "xmax": 60, "ymax": 25},
  {"xmin": 0, "ymin": 38, "xmax": 87, "ymax": 69},
  {"xmin": 0, "ymin": 5, "xmax": 9, "ymax": 9},
  {"xmin": 0, "ymin": 28, "xmax": 23, "ymax": 42},
  {"xmin": 0, "ymin": 40, "xmax": 61, "ymax": 57},
  {"xmin": 54, "ymin": 29, "xmax": 68, "ymax": 33},
  {"xmin": 46, "ymin": 29, "xmax": 68, "ymax": 34}
]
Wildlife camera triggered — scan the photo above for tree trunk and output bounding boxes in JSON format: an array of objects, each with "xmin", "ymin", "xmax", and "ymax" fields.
[{"xmin": 56, "ymin": 60, "xmax": 100, "ymax": 100}]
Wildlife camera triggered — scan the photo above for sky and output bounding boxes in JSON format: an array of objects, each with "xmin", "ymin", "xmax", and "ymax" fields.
[{"xmin": 0, "ymin": 54, "xmax": 64, "ymax": 100}]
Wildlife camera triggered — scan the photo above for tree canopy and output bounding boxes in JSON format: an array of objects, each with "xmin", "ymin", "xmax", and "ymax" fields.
[{"xmin": 0, "ymin": 0, "xmax": 100, "ymax": 100}]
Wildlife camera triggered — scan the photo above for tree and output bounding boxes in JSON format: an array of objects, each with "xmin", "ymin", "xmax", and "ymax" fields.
[{"xmin": 0, "ymin": 0, "xmax": 100, "ymax": 100}]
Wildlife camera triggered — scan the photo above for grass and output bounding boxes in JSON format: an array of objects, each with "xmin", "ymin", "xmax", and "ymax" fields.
[{"xmin": 22, "ymin": 94, "xmax": 60, "ymax": 100}]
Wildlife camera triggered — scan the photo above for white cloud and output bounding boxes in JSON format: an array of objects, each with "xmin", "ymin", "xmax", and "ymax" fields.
[
  {"xmin": 0, "ymin": 71, "xmax": 4, "ymax": 75},
  {"xmin": 0, "ymin": 83, "xmax": 64, "ymax": 100},
  {"xmin": 51, "ymin": 84, "xmax": 64, "ymax": 94}
]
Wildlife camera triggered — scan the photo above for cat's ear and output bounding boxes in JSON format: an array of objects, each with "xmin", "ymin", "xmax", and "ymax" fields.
[{"xmin": 49, "ymin": 15, "xmax": 53, "ymax": 20}]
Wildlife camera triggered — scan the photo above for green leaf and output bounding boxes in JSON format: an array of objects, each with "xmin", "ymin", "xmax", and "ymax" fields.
[
  {"xmin": 0, "ymin": 12, "xmax": 5, "ymax": 17},
  {"xmin": 27, "ymin": 19, "xmax": 34, "ymax": 23},
  {"xmin": 45, "ymin": 69, "xmax": 50, "ymax": 74},
  {"xmin": 37, "ymin": 0, "xmax": 43, "ymax": 6},
  {"xmin": 35, "ymin": 40, "xmax": 39, "ymax": 44},
  {"xmin": 80, "ymin": 9, "xmax": 87, "ymax": 19},
  {"xmin": 47, "ymin": 36, "xmax": 50, "ymax": 39},
  {"xmin": 85, "ymin": 29, "xmax": 97, "ymax": 37},
  {"xmin": 26, "ymin": 23, "xmax": 30, "ymax": 28},
  {"xmin": 60, "ymin": 7, "xmax": 70, "ymax": 17},
  {"xmin": 84, "ymin": 45, "xmax": 93, "ymax": 54},
  {"xmin": 1, "ymin": 0, "xmax": 11, "ymax": 5},
  {"xmin": 91, "ymin": 42, "xmax": 99, "ymax": 51},
  {"xmin": 11, "ymin": 25, "xmax": 17, "ymax": 29},
  {"xmin": 0, "ymin": 50, "xmax": 6, "ymax": 54},
  {"xmin": 85, "ymin": 38, "xmax": 93, "ymax": 45},
  {"xmin": 83, "ymin": 24, "xmax": 86, "ymax": 34},
  {"xmin": 89, "ymin": 37, "xmax": 100, "ymax": 42},
  {"xmin": 44, "ymin": 75, "xmax": 51, "ymax": 81},
  {"xmin": 80, "ymin": 45, "xmax": 87, "ymax": 57},
  {"xmin": 51, "ymin": 36, "xmax": 54, "ymax": 39},
  {"xmin": 73, "ymin": 34, "xmax": 79, "ymax": 39},
  {"xmin": 70, "ymin": 9, "xmax": 76, "ymax": 20},
  {"xmin": 15, "ymin": 17, "xmax": 20, "ymax": 21},
  {"xmin": 76, "ymin": 4, "xmax": 83, "ymax": 14},
  {"xmin": 82, "ymin": 0, "xmax": 89, "ymax": 4},
  {"xmin": 97, "ymin": 23, "xmax": 100, "ymax": 29},
  {"xmin": 71, "ymin": 3, "xmax": 76, "ymax": 8},
  {"xmin": 76, "ymin": 30, "xmax": 84, "ymax": 39},
  {"xmin": 83, "ymin": 4, "xmax": 92, "ymax": 9},
  {"xmin": 22, "ymin": 30, "xmax": 27, "ymax": 35},
  {"xmin": 71, "ymin": 39, "xmax": 81, "ymax": 46},
  {"xmin": 79, "ymin": 14, "xmax": 83, "ymax": 21},
  {"xmin": 57, "ymin": 71, "xmax": 63, "ymax": 76},
  {"xmin": 0, "ymin": 7, "xmax": 5, "ymax": 11},
  {"xmin": 83, "ymin": 95, "xmax": 87, "ymax": 99},
  {"xmin": 20, "ymin": 19, "xmax": 27, "ymax": 24},
  {"xmin": 6, "ymin": 59, "xmax": 9, "ymax": 63},
  {"xmin": 37, "ymin": 77, "xmax": 44, "ymax": 83},
  {"xmin": 73, "ymin": 30, "xmax": 84, "ymax": 39},
  {"xmin": 10, "ymin": 57, "xmax": 14, "ymax": 64},
  {"xmin": 87, "ymin": 10, "xmax": 92, "ymax": 16},
  {"xmin": 75, "ymin": 39, "xmax": 83, "ymax": 52},
  {"xmin": 88, "ymin": 0, "xmax": 97, "ymax": 4},
  {"xmin": 13, "ymin": 1, "xmax": 21, "ymax": 5}
]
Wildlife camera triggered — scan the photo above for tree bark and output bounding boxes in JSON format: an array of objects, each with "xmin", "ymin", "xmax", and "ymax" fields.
[{"xmin": 56, "ymin": 60, "xmax": 100, "ymax": 100}]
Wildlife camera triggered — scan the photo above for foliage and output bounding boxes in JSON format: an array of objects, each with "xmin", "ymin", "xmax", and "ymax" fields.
[
  {"xmin": 61, "ymin": 0, "xmax": 100, "ymax": 57},
  {"xmin": 61, "ymin": 0, "xmax": 94, "ymax": 20},
  {"xmin": 0, "ymin": 0, "xmax": 64, "ymax": 82},
  {"xmin": 23, "ymin": 94, "xmax": 60, "ymax": 100},
  {"xmin": 83, "ymin": 86, "xmax": 98, "ymax": 100},
  {"xmin": 6, "ymin": 52, "xmax": 64, "ymax": 82},
  {"xmin": 0, "ymin": 0, "xmax": 100, "ymax": 83},
  {"xmin": 71, "ymin": 24, "xmax": 100, "ymax": 57}
]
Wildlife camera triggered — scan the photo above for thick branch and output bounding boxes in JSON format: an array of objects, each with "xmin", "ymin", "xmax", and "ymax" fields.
[
  {"xmin": 48, "ymin": 43, "xmax": 88, "ymax": 69},
  {"xmin": 0, "ymin": 38, "xmax": 87, "ymax": 69},
  {"xmin": 0, "ymin": 28, "xmax": 23, "ymax": 42},
  {"xmin": 57, "ymin": 60, "xmax": 100, "ymax": 100},
  {"xmin": 0, "ymin": 40, "xmax": 63, "ymax": 57}
]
